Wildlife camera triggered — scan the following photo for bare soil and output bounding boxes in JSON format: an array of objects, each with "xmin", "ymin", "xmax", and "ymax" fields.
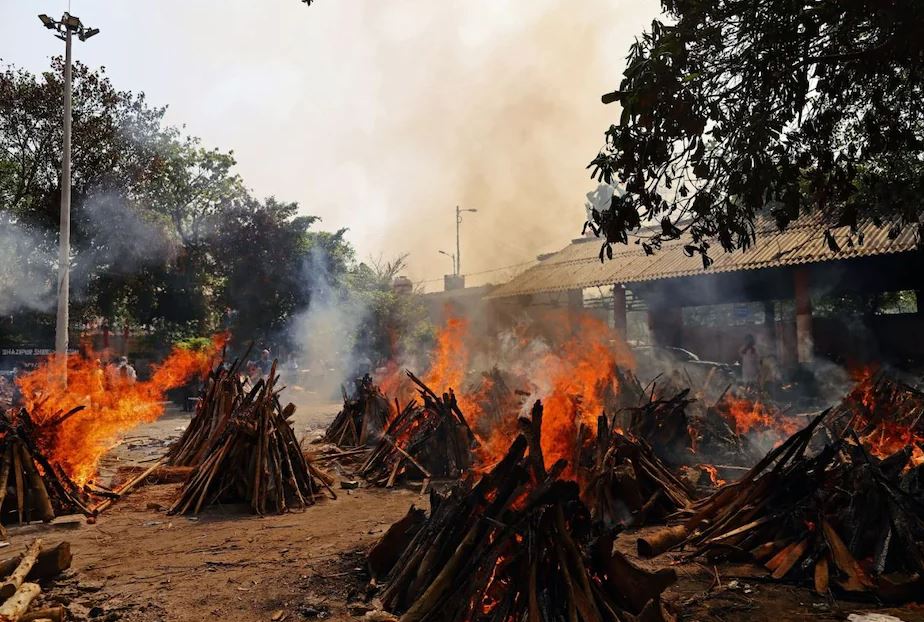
[{"xmin": 4, "ymin": 401, "xmax": 924, "ymax": 622}]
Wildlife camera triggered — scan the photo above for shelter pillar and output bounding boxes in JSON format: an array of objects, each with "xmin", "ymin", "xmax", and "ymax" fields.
[
  {"xmin": 794, "ymin": 268, "xmax": 813, "ymax": 363},
  {"xmin": 612, "ymin": 285, "xmax": 627, "ymax": 340}
]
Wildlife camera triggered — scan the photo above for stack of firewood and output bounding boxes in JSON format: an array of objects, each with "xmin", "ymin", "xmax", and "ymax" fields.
[
  {"xmin": 0, "ymin": 411, "xmax": 92, "ymax": 528},
  {"xmin": 641, "ymin": 408, "xmax": 924, "ymax": 601},
  {"xmin": 167, "ymin": 358, "xmax": 247, "ymax": 467},
  {"xmin": 826, "ymin": 372, "xmax": 924, "ymax": 451},
  {"xmin": 0, "ymin": 539, "xmax": 72, "ymax": 622},
  {"xmin": 323, "ymin": 375, "xmax": 392, "ymax": 448},
  {"xmin": 369, "ymin": 400, "xmax": 677, "ymax": 622},
  {"xmin": 359, "ymin": 372, "xmax": 475, "ymax": 488},
  {"xmin": 168, "ymin": 363, "xmax": 335, "ymax": 515},
  {"xmin": 582, "ymin": 413, "xmax": 694, "ymax": 530}
]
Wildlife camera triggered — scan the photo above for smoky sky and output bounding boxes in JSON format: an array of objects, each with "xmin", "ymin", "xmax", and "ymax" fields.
[{"xmin": 2, "ymin": 0, "xmax": 660, "ymax": 288}]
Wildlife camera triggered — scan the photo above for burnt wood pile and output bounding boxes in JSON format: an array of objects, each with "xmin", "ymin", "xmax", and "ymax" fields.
[
  {"xmin": 583, "ymin": 413, "xmax": 694, "ymax": 530},
  {"xmin": 359, "ymin": 372, "xmax": 476, "ymax": 488},
  {"xmin": 368, "ymin": 400, "xmax": 677, "ymax": 622},
  {"xmin": 826, "ymin": 372, "xmax": 924, "ymax": 455},
  {"xmin": 0, "ymin": 411, "xmax": 92, "ymax": 527},
  {"xmin": 323, "ymin": 374, "xmax": 391, "ymax": 448},
  {"xmin": 641, "ymin": 407, "xmax": 924, "ymax": 601},
  {"xmin": 167, "ymin": 357, "xmax": 247, "ymax": 467},
  {"xmin": 169, "ymin": 363, "xmax": 335, "ymax": 515}
]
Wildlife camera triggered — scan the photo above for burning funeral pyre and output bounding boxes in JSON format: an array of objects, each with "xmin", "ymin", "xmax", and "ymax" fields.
[
  {"xmin": 0, "ymin": 410, "xmax": 93, "ymax": 527},
  {"xmin": 368, "ymin": 400, "xmax": 677, "ymax": 622},
  {"xmin": 324, "ymin": 374, "xmax": 392, "ymax": 448},
  {"xmin": 359, "ymin": 372, "xmax": 475, "ymax": 488},
  {"xmin": 14, "ymin": 338, "xmax": 224, "ymax": 487},
  {"xmin": 635, "ymin": 372, "xmax": 924, "ymax": 601},
  {"xmin": 169, "ymin": 362, "xmax": 335, "ymax": 515}
]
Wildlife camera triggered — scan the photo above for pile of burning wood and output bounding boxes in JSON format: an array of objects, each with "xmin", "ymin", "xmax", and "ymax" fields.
[
  {"xmin": 323, "ymin": 374, "xmax": 391, "ymax": 448},
  {"xmin": 169, "ymin": 362, "xmax": 335, "ymax": 515},
  {"xmin": 368, "ymin": 400, "xmax": 677, "ymax": 622},
  {"xmin": 0, "ymin": 411, "xmax": 92, "ymax": 527},
  {"xmin": 359, "ymin": 372, "xmax": 475, "ymax": 488},
  {"xmin": 635, "ymin": 374, "xmax": 924, "ymax": 602}
]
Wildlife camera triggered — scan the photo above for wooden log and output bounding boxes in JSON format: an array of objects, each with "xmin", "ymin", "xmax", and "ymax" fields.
[
  {"xmin": 19, "ymin": 607, "xmax": 65, "ymax": 622},
  {"xmin": 0, "ymin": 542, "xmax": 71, "ymax": 582},
  {"xmin": 637, "ymin": 525, "xmax": 689, "ymax": 558},
  {"xmin": 92, "ymin": 458, "xmax": 166, "ymax": 515},
  {"xmin": 0, "ymin": 540, "xmax": 42, "ymax": 600},
  {"xmin": 17, "ymin": 448, "xmax": 53, "ymax": 523},
  {"xmin": 0, "ymin": 582, "xmax": 40, "ymax": 621},
  {"xmin": 12, "ymin": 447, "xmax": 24, "ymax": 525},
  {"xmin": 814, "ymin": 555, "xmax": 830, "ymax": 595}
]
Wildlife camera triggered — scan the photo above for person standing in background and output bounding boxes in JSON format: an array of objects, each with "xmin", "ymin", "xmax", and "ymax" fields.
[{"xmin": 739, "ymin": 334, "xmax": 759, "ymax": 390}]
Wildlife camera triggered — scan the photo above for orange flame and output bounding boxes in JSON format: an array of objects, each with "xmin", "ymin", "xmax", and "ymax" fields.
[
  {"xmin": 723, "ymin": 395, "xmax": 801, "ymax": 437},
  {"xmin": 396, "ymin": 311, "xmax": 633, "ymax": 473},
  {"xmin": 15, "ymin": 335, "xmax": 226, "ymax": 485}
]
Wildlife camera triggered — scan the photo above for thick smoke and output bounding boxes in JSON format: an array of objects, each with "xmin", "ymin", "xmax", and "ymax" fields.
[
  {"xmin": 288, "ymin": 246, "xmax": 369, "ymax": 402},
  {"xmin": 0, "ymin": 216, "xmax": 55, "ymax": 314}
]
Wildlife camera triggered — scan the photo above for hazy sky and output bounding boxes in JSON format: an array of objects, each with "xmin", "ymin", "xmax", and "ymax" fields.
[{"xmin": 1, "ymin": 0, "xmax": 660, "ymax": 290}]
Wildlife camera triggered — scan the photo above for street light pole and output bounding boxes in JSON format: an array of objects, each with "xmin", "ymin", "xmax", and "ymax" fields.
[
  {"xmin": 56, "ymin": 24, "xmax": 73, "ymax": 362},
  {"xmin": 438, "ymin": 250, "xmax": 456, "ymax": 276},
  {"xmin": 39, "ymin": 13, "xmax": 100, "ymax": 365},
  {"xmin": 455, "ymin": 206, "xmax": 477, "ymax": 277}
]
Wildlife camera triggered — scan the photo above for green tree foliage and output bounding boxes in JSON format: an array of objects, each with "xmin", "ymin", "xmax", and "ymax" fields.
[
  {"xmin": 0, "ymin": 58, "xmax": 429, "ymax": 359},
  {"xmin": 587, "ymin": 0, "xmax": 924, "ymax": 264}
]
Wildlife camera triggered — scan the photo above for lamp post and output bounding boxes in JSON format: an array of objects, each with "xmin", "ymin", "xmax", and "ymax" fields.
[
  {"xmin": 455, "ymin": 206, "xmax": 477, "ymax": 276},
  {"xmin": 438, "ymin": 250, "xmax": 456, "ymax": 276},
  {"xmin": 38, "ymin": 13, "xmax": 99, "ymax": 365}
]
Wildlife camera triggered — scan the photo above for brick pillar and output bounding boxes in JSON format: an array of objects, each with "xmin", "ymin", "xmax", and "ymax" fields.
[
  {"xmin": 613, "ymin": 286, "xmax": 627, "ymax": 340},
  {"xmin": 794, "ymin": 268, "xmax": 813, "ymax": 363}
]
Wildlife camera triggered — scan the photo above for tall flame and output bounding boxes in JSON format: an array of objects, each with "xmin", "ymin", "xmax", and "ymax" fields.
[
  {"xmin": 15, "ymin": 335, "xmax": 226, "ymax": 485},
  {"xmin": 389, "ymin": 310, "xmax": 634, "ymax": 473}
]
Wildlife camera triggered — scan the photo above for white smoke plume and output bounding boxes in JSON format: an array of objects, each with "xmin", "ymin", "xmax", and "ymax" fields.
[
  {"xmin": 288, "ymin": 246, "xmax": 370, "ymax": 402},
  {"xmin": 0, "ymin": 216, "xmax": 55, "ymax": 315}
]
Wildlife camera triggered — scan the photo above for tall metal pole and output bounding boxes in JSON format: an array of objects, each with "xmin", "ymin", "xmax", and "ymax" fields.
[
  {"xmin": 55, "ymin": 26, "xmax": 73, "ymax": 362},
  {"xmin": 455, "ymin": 206, "xmax": 461, "ymax": 276}
]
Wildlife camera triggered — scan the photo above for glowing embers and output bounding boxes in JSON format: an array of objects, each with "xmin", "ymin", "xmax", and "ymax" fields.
[
  {"xmin": 368, "ymin": 400, "xmax": 677, "ymax": 622},
  {"xmin": 168, "ymin": 362, "xmax": 335, "ymax": 515},
  {"xmin": 359, "ymin": 372, "xmax": 476, "ymax": 488},
  {"xmin": 323, "ymin": 374, "xmax": 392, "ymax": 448},
  {"xmin": 831, "ymin": 372, "xmax": 924, "ymax": 468}
]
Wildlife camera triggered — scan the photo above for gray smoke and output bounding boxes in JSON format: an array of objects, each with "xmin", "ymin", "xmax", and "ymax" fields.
[
  {"xmin": 0, "ymin": 216, "xmax": 56, "ymax": 315},
  {"xmin": 288, "ymin": 245, "xmax": 370, "ymax": 402}
]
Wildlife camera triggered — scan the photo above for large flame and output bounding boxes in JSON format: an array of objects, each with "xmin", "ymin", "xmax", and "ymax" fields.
[
  {"xmin": 15, "ymin": 336, "xmax": 226, "ymax": 485},
  {"xmin": 386, "ymin": 310, "xmax": 633, "ymax": 473}
]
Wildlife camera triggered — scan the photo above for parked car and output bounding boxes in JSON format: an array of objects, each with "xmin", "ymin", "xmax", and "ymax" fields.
[{"xmin": 631, "ymin": 345, "xmax": 736, "ymax": 400}]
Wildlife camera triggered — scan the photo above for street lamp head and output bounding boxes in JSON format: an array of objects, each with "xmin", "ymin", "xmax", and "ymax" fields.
[
  {"xmin": 465, "ymin": 209, "xmax": 478, "ymax": 213},
  {"xmin": 79, "ymin": 28, "xmax": 100, "ymax": 41},
  {"xmin": 38, "ymin": 14, "xmax": 55, "ymax": 28},
  {"xmin": 63, "ymin": 14, "xmax": 82, "ymax": 29}
]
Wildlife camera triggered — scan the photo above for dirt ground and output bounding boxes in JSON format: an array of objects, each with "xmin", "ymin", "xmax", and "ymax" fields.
[{"xmin": 5, "ymin": 400, "xmax": 924, "ymax": 622}]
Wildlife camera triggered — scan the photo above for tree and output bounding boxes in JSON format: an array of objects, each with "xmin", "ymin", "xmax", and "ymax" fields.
[
  {"xmin": 212, "ymin": 196, "xmax": 318, "ymax": 341},
  {"xmin": 586, "ymin": 0, "xmax": 924, "ymax": 264}
]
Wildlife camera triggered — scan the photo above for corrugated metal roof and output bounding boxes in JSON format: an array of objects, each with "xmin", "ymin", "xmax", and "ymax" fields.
[{"xmin": 487, "ymin": 216, "xmax": 918, "ymax": 299}]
